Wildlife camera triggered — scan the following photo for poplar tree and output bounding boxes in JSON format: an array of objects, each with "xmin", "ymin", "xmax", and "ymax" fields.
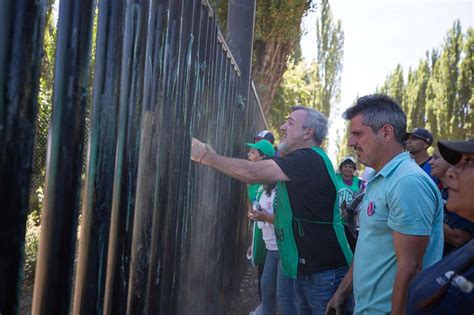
[
  {"xmin": 378, "ymin": 65, "xmax": 405, "ymax": 112},
  {"xmin": 443, "ymin": 20, "xmax": 463, "ymax": 139},
  {"xmin": 405, "ymin": 60, "xmax": 430, "ymax": 130},
  {"xmin": 378, "ymin": 20, "xmax": 470, "ymax": 142},
  {"xmin": 316, "ymin": 0, "xmax": 344, "ymax": 117},
  {"xmin": 456, "ymin": 27, "xmax": 473, "ymax": 138},
  {"xmin": 269, "ymin": 60, "xmax": 321, "ymax": 130},
  {"xmin": 425, "ymin": 50, "xmax": 441, "ymax": 138}
]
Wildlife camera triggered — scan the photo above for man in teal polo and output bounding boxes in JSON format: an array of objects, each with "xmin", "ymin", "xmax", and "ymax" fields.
[
  {"xmin": 326, "ymin": 94, "xmax": 443, "ymax": 315},
  {"xmin": 191, "ymin": 105, "xmax": 353, "ymax": 314}
]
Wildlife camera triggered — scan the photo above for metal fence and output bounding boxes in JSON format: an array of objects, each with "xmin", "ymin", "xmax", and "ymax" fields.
[{"xmin": 1, "ymin": 0, "xmax": 265, "ymax": 314}]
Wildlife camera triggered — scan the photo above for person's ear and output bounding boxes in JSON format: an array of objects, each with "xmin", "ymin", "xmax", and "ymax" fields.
[
  {"xmin": 304, "ymin": 128, "xmax": 314, "ymax": 140},
  {"xmin": 380, "ymin": 124, "xmax": 395, "ymax": 142}
]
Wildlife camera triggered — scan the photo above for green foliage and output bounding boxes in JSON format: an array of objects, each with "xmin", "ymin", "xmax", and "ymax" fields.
[
  {"xmin": 269, "ymin": 61, "xmax": 321, "ymax": 129},
  {"xmin": 30, "ymin": 1, "xmax": 56, "ymax": 223},
  {"xmin": 316, "ymin": 0, "xmax": 344, "ymax": 117},
  {"xmin": 456, "ymin": 27, "xmax": 473, "ymax": 138},
  {"xmin": 405, "ymin": 60, "xmax": 429, "ymax": 130},
  {"xmin": 27, "ymin": 5, "xmax": 55, "ymax": 285},
  {"xmin": 211, "ymin": 0, "xmax": 314, "ymax": 42},
  {"xmin": 23, "ymin": 214, "xmax": 41, "ymax": 285},
  {"xmin": 376, "ymin": 20, "xmax": 471, "ymax": 142},
  {"xmin": 254, "ymin": 0, "xmax": 313, "ymax": 42},
  {"xmin": 335, "ymin": 120, "xmax": 351, "ymax": 161},
  {"xmin": 269, "ymin": 0, "xmax": 343, "ymax": 130},
  {"xmin": 377, "ymin": 64, "xmax": 405, "ymax": 112}
]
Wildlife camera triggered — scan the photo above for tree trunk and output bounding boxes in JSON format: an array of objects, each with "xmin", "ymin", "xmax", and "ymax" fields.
[{"xmin": 252, "ymin": 40, "xmax": 295, "ymax": 117}]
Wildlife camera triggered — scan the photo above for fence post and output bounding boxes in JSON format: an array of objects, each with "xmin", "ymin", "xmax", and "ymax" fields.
[
  {"xmin": 72, "ymin": 1, "xmax": 125, "ymax": 314},
  {"xmin": 226, "ymin": 0, "xmax": 256, "ymax": 108},
  {"xmin": 32, "ymin": 1, "xmax": 96, "ymax": 313},
  {"xmin": 0, "ymin": 1, "xmax": 46, "ymax": 313}
]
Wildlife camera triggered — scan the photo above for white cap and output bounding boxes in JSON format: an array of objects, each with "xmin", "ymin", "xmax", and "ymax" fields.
[{"xmin": 341, "ymin": 156, "xmax": 356, "ymax": 164}]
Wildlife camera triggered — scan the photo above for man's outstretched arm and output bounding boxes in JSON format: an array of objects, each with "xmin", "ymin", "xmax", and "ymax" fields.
[{"xmin": 191, "ymin": 137, "xmax": 289, "ymax": 184}]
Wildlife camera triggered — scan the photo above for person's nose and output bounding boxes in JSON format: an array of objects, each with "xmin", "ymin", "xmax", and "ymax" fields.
[
  {"xmin": 348, "ymin": 135, "xmax": 356, "ymax": 147},
  {"xmin": 446, "ymin": 165, "xmax": 458, "ymax": 179}
]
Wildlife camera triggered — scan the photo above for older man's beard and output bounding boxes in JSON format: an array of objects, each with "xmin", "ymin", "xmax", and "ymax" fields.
[{"xmin": 277, "ymin": 140, "xmax": 289, "ymax": 154}]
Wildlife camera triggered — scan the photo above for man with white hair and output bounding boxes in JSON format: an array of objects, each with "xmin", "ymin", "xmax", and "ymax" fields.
[{"xmin": 191, "ymin": 105, "xmax": 353, "ymax": 314}]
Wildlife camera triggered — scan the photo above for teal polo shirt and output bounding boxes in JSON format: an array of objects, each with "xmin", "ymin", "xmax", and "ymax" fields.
[{"xmin": 353, "ymin": 152, "xmax": 443, "ymax": 315}]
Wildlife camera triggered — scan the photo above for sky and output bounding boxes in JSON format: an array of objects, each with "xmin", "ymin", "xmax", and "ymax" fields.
[{"xmin": 300, "ymin": 0, "xmax": 473, "ymax": 163}]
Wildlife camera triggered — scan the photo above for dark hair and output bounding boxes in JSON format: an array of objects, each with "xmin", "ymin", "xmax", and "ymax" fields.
[
  {"xmin": 339, "ymin": 159, "xmax": 356, "ymax": 171},
  {"xmin": 343, "ymin": 94, "xmax": 407, "ymax": 145},
  {"xmin": 263, "ymin": 183, "xmax": 276, "ymax": 196}
]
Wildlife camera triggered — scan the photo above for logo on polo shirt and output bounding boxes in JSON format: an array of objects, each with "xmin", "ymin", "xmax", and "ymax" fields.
[{"xmin": 367, "ymin": 201, "xmax": 375, "ymax": 216}]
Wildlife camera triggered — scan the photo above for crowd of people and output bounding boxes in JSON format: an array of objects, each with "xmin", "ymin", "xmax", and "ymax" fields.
[{"xmin": 190, "ymin": 94, "xmax": 474, "ymax": 315}]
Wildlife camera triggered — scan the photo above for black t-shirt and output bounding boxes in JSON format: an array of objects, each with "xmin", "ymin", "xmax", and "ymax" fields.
[{"xmin": 274, "ymin": 148, "xmax": 349, "ymax": 274}]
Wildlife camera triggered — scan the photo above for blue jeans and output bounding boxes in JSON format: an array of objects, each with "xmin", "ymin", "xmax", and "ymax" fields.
[
  {"xmin": 295, "ymin": 266, "xmax": 353, "ymax": 315},
  {"xmin": 260, "ymin": 250, "xmax": 297, "ymax": 315}
]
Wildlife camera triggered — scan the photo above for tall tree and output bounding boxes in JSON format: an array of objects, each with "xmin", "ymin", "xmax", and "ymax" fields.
[
  {"xmin": 405, "ymin": 60, "xmax": 430, "ymax": 130},
  {"xmin": 381, "ymin": 20, "xmax": 469, "ymax": 142},
  {"xmin": 456, "ymin": 27, "xmax": 473, "ymax": 139},
  {"xmin": 425, "ymin": 51, "xmax": 442, "ymax": 138},
  {"xmin": 269, "ymin": 60, "xmax": 321, "ymax": 130},
  {"xmin": 212, "ymin": 0, "xmax": 313, "ymax": 116},
  {"xmin": 444, "ymin": 20, "xmax": 463, "ymax": 139},
  {"xmin": 316, "ymin": 0, "xmax": 344, "ymax": 117},
  {"xmin": 378, "ymin": 64, "xmax": 405, "ymax": 112},
  {"xmin": 428, "ymin": 20, "xmax": 463, "ymax": 140},
  {"xmin": 252, "ymin": 1, "xmax": 313, "ymax": 116}
]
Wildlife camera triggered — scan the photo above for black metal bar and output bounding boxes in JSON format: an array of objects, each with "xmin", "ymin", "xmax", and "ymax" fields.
[
  {"xmin": 31, "ymin": 0, "xmax": 96, "ymax": 314},
  {"xmin": 226, "ymin": 0, "xmax": 256, "ymax": 106},
  {"xmin": 125, "ymin": 0, "xmax": 168, "ymax": 313},
  {"xmin": 72, "ymin": 1, "xmax": 125, "ymax": 314},
  {"xmin": 0, "ymin": 0, "xmax": 265, "ymax": 313},
  {"xmin": 0, "ymin": 1, "xmax": 47, "ymax": 313},
  {"xmin": 86, "ymin": 0, "xmax": 149, "ymax": 314}
]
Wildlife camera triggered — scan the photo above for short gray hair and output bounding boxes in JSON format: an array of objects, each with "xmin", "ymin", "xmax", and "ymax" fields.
[
  {"xmin": 290, "ymin": 105, "xmax": 328, "ymax": 145},
  {"xmin": 342, "ymin": 94, "xmax": 406, "ymax": 144}
]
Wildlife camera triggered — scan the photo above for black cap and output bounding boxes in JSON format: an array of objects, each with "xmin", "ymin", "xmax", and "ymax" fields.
[
  {"xmin": 254, "ymin": 130, "xmax": 275, "ymax": 144},
  {"xmin": 438, "ymin": 137, "xmax": 474, "ymax": 165},
  {"xmin": 406, "ymin": 128, "xmax": 433, "ymax": 146}
]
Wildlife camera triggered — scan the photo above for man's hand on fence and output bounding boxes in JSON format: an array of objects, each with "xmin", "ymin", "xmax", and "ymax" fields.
[{"xmin": 191, "ymin": 138, "xmax": 215, "ymax": 163}]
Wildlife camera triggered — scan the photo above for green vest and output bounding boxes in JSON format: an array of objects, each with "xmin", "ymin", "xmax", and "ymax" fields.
[
  {"xmin": 273, "ymin": 147, "xmax": 354, "ymax": 278},
  {"xmin": 248, "ymin": 184, "xmax": 267, "ymax": 265},
  {"xmin": 335, "ymin": 174, "xmax": 360, "ymax": 209}
]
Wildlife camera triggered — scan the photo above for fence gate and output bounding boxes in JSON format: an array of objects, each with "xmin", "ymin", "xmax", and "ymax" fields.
[{"xmin": 0, "ymin": 0, "xmax": 265, "ymax": 314}]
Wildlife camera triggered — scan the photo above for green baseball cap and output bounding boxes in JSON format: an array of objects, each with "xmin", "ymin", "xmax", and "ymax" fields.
[{"xmin": 246, "ymin": 140, "xmax": 275, "ymax": 157}]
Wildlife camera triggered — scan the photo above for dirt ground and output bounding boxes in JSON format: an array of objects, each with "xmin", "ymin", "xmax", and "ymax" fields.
[
  {"xmin": 19, "ymin": 286, "xmax": 32, "ymax": 315},
  {"xmin": 227, "ymin": 261, "xmax": 261, "ymax": 315},
  {"xmin": 19, "ymin": 263, "xmax": 260, "ymax": 315}
]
